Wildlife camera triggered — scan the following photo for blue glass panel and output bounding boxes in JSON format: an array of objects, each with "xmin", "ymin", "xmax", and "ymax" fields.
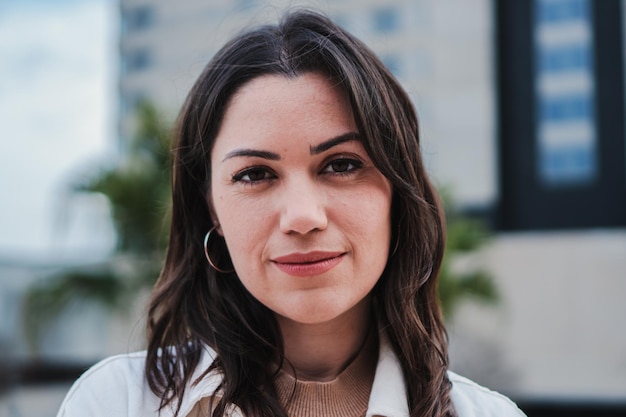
[
  {"xmin": 539, "ymin": 46, "xmax": 589, "ymax": 72},
  {"xmin": 374, "ymin": 8, "xmax": 398, "ymax": 33},
  {"xmin": 539, "ymin": 94, "xmax": 593, "ymax": 121},
  {"xmin": 123, "ymin": 6, "xmax": 154, "ymax": 33},
  {"xmin": 541, "ymin": 144, "xmax": 596, "ymax": 184},
  {"xmin": 382, "ymin": 55, "xmax": 401, "ymax": 76},
  {"xmin": 534, "ymin": 0, "xmax": 596, "ymax": 186},
  {"xmin": 537, "ymin": 0, "xmax": 586, "ymax": 23},
  {"xmin": 123, "ymin": 49, "xmax": 152, "ymax": 72}
]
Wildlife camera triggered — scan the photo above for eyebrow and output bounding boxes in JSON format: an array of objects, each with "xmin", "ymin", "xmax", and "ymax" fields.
[
  {"xmin": 222, "ymin": 132, "xmax": 360, "ymax": 162},
  {"xmin": 310, "ymin": 132, "xmax": 360, "ymax": 155},
  {"xmin": 222, "ymin": 149, "xmax": 281, "ymax": 162}
]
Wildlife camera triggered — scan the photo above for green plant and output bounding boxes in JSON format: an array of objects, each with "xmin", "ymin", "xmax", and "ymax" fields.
[
  {"xmin": 22, "ymin": 101, "xmax": 172, "ymax": 350},
  {"xmin": 438, "ymin": 191, "xmax": 498, "ymax": 318}
]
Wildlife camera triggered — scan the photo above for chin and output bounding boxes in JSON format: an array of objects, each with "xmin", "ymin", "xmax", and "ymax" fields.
[
  {"xmin": 279, "ymin": 314, "xmax": 346, "ymax": 326},
  {"xmin": 273, "ymin": 296, "xmax": 368, "ymax": 326}
]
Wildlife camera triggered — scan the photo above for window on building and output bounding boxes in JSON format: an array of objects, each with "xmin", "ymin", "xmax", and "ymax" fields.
[
  {"xmin": 373, "ymin": 7, "xmax": 399, "ymax": 33},
  {"xmin": 381, "ymin": 54, "xmax": 401, "ymax": 77},
  {"xmin": 497, "ymin": 0, "xmax": 626, "ymax": 229},
  {"xmin": 123, "ymin": 6, "xmax": 154, "ymax": 33},
  {"xmin": 540, "ymin": 94, "xmax": 593, "ymax": 121},
  {"xmin": 538, "ymin": 45, "xmax": 590, "ymax": 71},
  {"xmin": 537, "ymin": 0, "xmax": 586, "ymax": 22},
  {"xmin": 123, "ymin": 48, "xmax": 152, "ymax": 73},
  {"xmin": 534, "ymin": 0, "xmax": 596, "ymax": 186}
]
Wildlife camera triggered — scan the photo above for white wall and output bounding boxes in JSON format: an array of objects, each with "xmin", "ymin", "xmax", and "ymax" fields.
[{"xmin": 449, "ymin": 229, "xmax": 626, "ymax": 401}]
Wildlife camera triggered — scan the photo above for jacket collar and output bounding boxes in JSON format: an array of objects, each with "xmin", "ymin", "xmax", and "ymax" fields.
[
  {"xmin": 366, "ymin": 331, "xmax": 410, "ymax": 417},
  {"xmin": 172, "ymin": 332, "xmax": 409, "ymax": 417},
  {"xmin": 166, "ymin": 345, "xmax": 235, "ymax": 417}
]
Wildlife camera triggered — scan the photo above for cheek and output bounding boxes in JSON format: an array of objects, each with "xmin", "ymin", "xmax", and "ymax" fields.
[
  {"xmin": 338, "ymin": 190, "xmax": 392, "ymax": 266},
  {"xmin": 366, "ymin": 208, "xmax": 392, "ymax": 255},
  {"xmin": 350, "ymin": 189, "xmax": 392, "ymax": 235},
  {"xmin": 215, "ymin": 197, "xmax": 271, "ymax": 266}
]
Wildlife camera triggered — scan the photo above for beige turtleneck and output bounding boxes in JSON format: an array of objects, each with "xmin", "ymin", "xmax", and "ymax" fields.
[
  {"xmin": 274, "ymin": 329, "xmax": 378, "ymax": 417},
  {"xmin": 187, "ymin": 332, "xmax": 378, "ymax": 417}
]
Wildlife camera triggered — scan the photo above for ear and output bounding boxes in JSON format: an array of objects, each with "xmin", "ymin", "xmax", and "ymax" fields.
[
  {"xmin": 206, "ymin": 194, "xmax": 224, "ymax": 236},
  {"xmin": 212, "ymin": 219, "xmax": 224, "ymax": 236}
]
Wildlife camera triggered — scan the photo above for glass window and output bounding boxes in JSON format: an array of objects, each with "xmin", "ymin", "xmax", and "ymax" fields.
[
  {"xmin": 540, "ymin": 143, "xmax": 596, "ymax": 184},
  {"xmin": 381, "ymin": 54, "xmax": 401, "ymax": 76},
  {"xmin": 373, "ymin": 7, "xmax": 399, "ymax": 33},
  {"xmin": 540, "ymin": 94, "xmax": 593, "ymax": 121},
  {"xmin": 123, "ymin": 48, "xmax": 152, "ymax": 72},
  {"xmin": 539, "ymin": 45, "xmax": 589, "ymax": 72},
  {"xmin": 537, "ymin": 0, "xmax": 587, "ymax": 23},
  {"xmin": 534, "ymin": 0, "xmax": 596, "ymax": 186},
  {"xmin": 123, "ymin": 6, "xmax": 154, "ymax": 33}
]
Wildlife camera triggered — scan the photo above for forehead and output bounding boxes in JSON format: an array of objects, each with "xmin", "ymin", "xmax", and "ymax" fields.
[
  {"xmin": 228, "ymin": 72, "xmax": 350, "ymax": 115},
  {"xmin": 213, "ymin": 72, "xmax": 357, "ymax": 151}
]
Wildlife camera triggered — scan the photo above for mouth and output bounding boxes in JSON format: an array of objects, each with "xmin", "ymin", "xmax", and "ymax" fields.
[{"xmin": 271, "ymin": 251, "xmax": 345, "ymax": 277}]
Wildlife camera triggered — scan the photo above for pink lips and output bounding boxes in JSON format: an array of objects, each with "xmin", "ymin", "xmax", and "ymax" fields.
[{"xmin": 271, "ymin": 251, "xmax": 345, "ymax": 277}]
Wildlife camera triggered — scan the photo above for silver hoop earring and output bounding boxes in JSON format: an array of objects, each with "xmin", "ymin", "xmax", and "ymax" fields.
[{"xmin": 203, "ymin": 227, "xmax": 234, "ymax": 274}]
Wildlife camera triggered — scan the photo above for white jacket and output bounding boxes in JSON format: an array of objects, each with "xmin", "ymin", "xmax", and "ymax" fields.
[{"xmin": 57, "ymin": 336, "xmax": 526, "ymax": 417}]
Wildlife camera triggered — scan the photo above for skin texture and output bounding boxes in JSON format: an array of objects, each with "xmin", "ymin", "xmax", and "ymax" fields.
[{"xmin": 209, "ymin": 72, "xmax": 392, "ymax": 380}]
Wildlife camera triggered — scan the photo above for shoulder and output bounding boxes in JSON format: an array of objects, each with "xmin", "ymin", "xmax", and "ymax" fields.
[
  {"xmin": 448, "ymin": 371, "xmax": 527, "ymax": 417},
  {"xmin": 56, "ymin": 351, "xmax": 161, "ymax": 417},
  {"xmin": 56, "ymin": 346, "xmax": 224, "ymax": 417}
]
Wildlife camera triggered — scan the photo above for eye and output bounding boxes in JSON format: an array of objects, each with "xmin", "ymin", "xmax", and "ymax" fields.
[
  {"xmin": 322, "ymin": 158, "xmax": 363, "ymax": 174},
  {"xmin": 232, "ymin": 167, "xmax": 276, "ymax": 183}
]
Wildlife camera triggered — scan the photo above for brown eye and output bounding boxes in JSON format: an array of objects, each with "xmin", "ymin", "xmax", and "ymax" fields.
[
  {"xmin": 323, "ymin": 158, "xmax": 363, "ymax": 174},
  {"xmin": 331, "ymin": 160, "xmax": 351, "ymax": 172},
  {"xmin": 232, "ymin": 167, "xmax": 275, "ymax": 183}
]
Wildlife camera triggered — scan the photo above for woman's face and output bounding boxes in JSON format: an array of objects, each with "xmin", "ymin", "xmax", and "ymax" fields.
[{"xmin": 210, "ymin": 72, "xmax": 392, "ymax": 326}]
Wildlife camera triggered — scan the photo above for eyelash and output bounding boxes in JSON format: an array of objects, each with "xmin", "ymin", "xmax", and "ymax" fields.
[
  {"xmin": 231, "ymin": 167, "xmax": 276, "ymax": 183},
  {"xmin": 322, "ymin": 158, "xmax": 363, "ymax": 176},
  {"xmin": 231, "ymin": 157, "xmax": 364, "ymax": 184}
]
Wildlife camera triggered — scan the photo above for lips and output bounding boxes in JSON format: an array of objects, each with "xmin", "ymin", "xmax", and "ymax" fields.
[{"xmin": 271, "ymin": 251, "xmax": 345, "ymax": 277}]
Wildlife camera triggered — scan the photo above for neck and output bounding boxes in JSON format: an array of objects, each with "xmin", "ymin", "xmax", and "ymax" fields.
[{"xmin": 276, "ymin": 297, "xmax": 373, "ymax": 382}]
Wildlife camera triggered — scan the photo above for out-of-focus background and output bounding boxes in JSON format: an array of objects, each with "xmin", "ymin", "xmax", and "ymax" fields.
[{"xmin": 1, "ymin": 0, "xmax": 625, "ymax": 416}]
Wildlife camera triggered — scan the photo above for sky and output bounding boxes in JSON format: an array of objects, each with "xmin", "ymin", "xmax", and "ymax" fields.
[{"xmin": 0, "ymin": 0, "xmax": 117, "ymax": 261}]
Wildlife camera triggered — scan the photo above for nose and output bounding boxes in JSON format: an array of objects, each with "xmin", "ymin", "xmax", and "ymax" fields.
[{"xmin": 278, "ymin": 177, "xmax": 328, "ymax": 235}]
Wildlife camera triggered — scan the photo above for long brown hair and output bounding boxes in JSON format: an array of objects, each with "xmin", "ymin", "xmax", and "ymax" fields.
[{"xmin": 146, "ymin": 9, "xmax": 454, "ymax": 417}]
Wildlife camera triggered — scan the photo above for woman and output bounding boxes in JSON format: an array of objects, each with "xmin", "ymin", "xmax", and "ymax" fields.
[{"xmin": 57, "ymin": 9, "xmax": 525, "ymax": 417}]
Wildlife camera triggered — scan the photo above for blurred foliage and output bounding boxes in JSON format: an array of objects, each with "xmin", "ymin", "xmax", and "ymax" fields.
[
  {"xmin": 22, "ymin": 101, "xmax": 172, "ymax": 350},
  {"xmin": 80, "ymin": 102, "xmax": 172, "ymax": 253},
  {"xmin": 438, "ymin": 190, "xmax": 499, "ymax": 319}
]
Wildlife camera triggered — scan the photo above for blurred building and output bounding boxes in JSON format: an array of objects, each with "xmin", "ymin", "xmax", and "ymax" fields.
[
  {"xmin": 498, "ymin": 0, "xmax": 626, "ymax": 230},
  {"xmin": 483, "ymin": 0, "xmax": 626, "ymax": 405},
  {"xmin": 114, "ymin": 0, "xmax": 626, "ymax": 411},
  {"xmin": 118, "ymin": 0, "xmax": 497, "ymax": 209}
]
